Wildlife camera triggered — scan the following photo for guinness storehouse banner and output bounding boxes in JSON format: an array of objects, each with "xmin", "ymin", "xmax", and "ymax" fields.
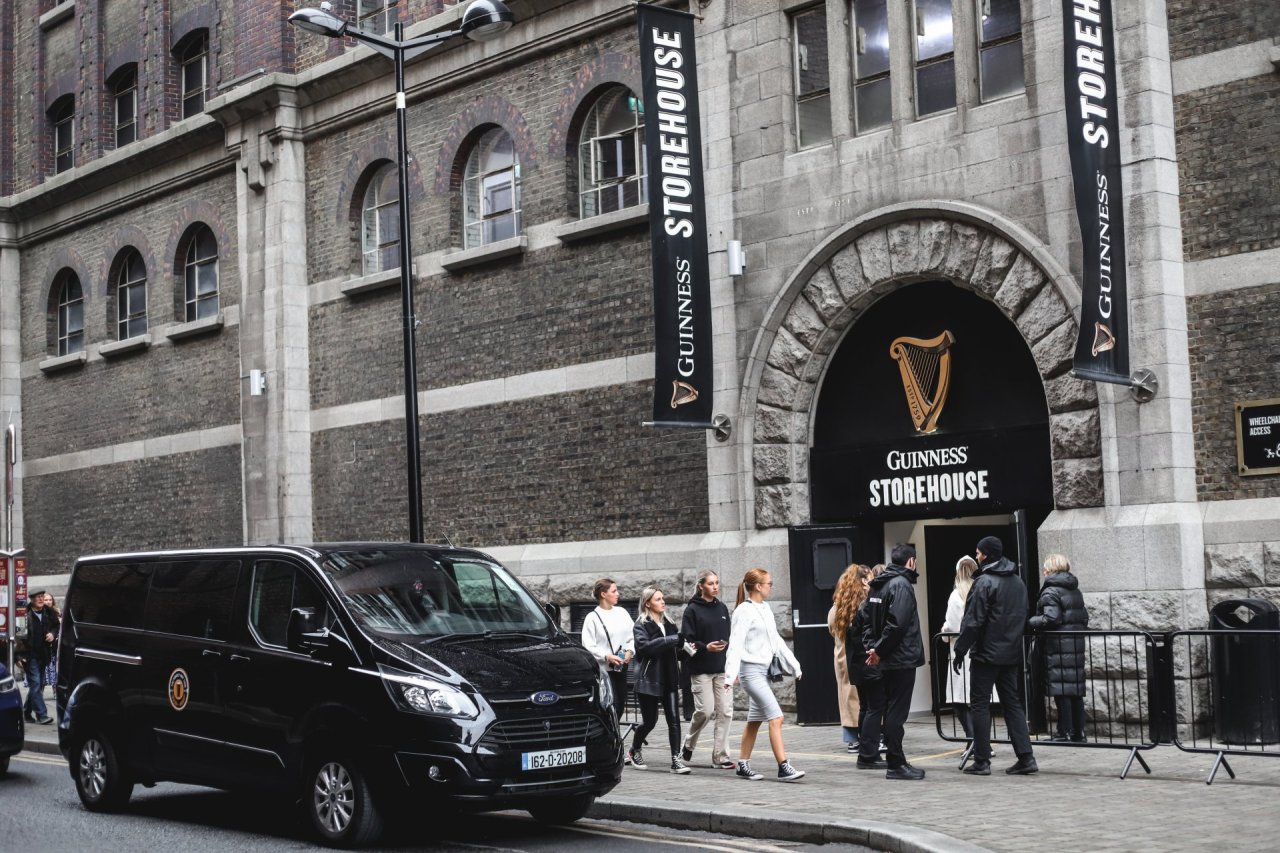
[
  {"xmin": 1064, "ymin": 0, "xmax": 1130, "ymax": 384},
  {"xmin": 639, "ymin": 3, "xmax": 713, "ymax": 424}
]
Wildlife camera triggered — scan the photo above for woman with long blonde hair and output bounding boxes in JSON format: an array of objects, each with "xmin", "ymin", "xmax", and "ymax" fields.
[
  {"xmin": 942, "ymin": 556, "xmax": 979, "ymax": 738},
  {"xmin": 723, "ymin": 568, "xmax": 805, "ymax": 781},
  {"xmin": 631, "ymin": 586, "xmax": 696, "ymax": 773},
  {"xmin": 828, "ymin": 564, "xmax": 875, "ymax": 752}
]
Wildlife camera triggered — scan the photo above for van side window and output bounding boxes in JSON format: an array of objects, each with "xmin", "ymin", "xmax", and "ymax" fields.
[
  {"xmin": 249, "ymin": 560, "xmax": 331, "ymax": 648},
  {"xmin": 74, "ymin": 562, "xmax": 152, "ymax": 628},
  {"xmin": 142, "ymin": 560, "xmax": 240, "ymax": 640}
]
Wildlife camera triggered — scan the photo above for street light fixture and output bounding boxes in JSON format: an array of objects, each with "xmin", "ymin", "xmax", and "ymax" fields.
[{"xmin": 290, "ymin": 0, "xmax": 513, "ymax": 543}]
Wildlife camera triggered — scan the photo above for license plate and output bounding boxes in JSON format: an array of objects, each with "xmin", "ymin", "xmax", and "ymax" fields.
[{"xmin": 521, "ymin": 746, "xmax": 586, "ymax": 771}]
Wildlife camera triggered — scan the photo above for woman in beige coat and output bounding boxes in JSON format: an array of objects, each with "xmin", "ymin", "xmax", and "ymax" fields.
[{"xmin": 828, "ymin": 564, "xmax": 874, "ymax": 753}]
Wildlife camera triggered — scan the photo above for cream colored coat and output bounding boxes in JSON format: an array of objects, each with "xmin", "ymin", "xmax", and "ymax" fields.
[{"xmin": 827, "ymin": 605, "xmax": 861, "ymax": 727}]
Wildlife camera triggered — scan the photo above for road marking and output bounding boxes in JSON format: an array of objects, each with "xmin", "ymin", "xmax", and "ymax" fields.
[
  {"xmin": 566, "ymin": 821, "xmax": 802, "ymax": 853},
  {"xmin": 13, "ymin": 754, "xmax": 67, "ymax": 766}
]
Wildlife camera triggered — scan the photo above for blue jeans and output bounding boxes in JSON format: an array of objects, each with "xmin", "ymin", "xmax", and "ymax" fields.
[{"xmin": 25, "ymin": 659, "xmax": 48, "ymax": 719}]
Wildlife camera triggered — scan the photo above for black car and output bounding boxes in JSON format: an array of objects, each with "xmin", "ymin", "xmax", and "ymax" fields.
[
  {"xmin": 0, "ymin": 660, "xmax": 22, "ymax": 775},
  {"xmin": 56, "ymin": 544, "xmax": 623, "ymax": 846}
]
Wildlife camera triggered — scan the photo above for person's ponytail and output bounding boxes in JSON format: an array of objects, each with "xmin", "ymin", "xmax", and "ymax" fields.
[
  {"xmin": 737, "ymin": 568, "xmax": 768, "ymax": 606},
  {"xmin": 736, "ymin": 579, "xmax": 747, "ymax": 607}
]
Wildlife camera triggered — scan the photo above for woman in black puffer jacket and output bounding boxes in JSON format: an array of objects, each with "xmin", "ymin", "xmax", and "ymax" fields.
[{"xmin": 1029, "ymin": 554, "xmax": 1090, "ymax": 741}]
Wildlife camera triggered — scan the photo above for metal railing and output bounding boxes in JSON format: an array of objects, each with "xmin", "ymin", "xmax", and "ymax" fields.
[
  {"xmin": 932, "ymin": 630, "xmax": 1161, "ymax": 779},
  {"xmin": 1166, "ymin": 629, "xmax": 1280, "ymax": 784}
]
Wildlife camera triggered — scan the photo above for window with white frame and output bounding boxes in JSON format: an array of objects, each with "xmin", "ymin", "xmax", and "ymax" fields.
[
  {"xmin": 112, "ymin": 66, "xmax": 137, "ymax": 148},
  {"xmin": 357, "ymin": 0, "xmax": 397, "ymax": 34},
  {"xmin": 463, "ymin": 128, "xmax": 521, "ymax": 249},
  {"xmin": 179, "ymin": 33, "xmax": 208, "ymax": 118},
  {"xmin": 115, "ymin": 250, "xmax": 148, "ymax": 340},
  {"xmin": 578, "ymin": 87, "xmax": 647, "ymax": 219},
  {"xmin": 362, "ymin": 164, "xmax": 400, "ymax": 275},
  {"xmin": 56, "ymin": 272, "xmax": 85, "ymax": 356},
  {"xmin": 911, "ymin": 0, "xmax": 955, "ymax": 116},
  {"xmin": 51, "ymin": 97, "xmax": 74, "ymax": 174},
  {"xmin": 791, "ymin": 5, "xmax": 832, "ymax": 148},
  {"xmin": 184, "ymin": 225, "xmax": 219, "ymax": 321},
  {"xmin": 850, "ymin": 0, "xmax": 892, "ymax": 133},
  {"xmin": 976, "ymin": 0, "xmax": 1024, "ymax": 101}
]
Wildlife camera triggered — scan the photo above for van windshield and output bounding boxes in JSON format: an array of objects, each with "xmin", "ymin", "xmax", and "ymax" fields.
[{"xmin": 318, "ymin": 549, "xmax": 551, "ymax": 640}]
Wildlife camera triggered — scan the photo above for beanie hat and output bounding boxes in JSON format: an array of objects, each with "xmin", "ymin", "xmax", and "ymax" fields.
[{"xmin": 976, "ymin": 536, "xmax": 1004, "ymax": 561}]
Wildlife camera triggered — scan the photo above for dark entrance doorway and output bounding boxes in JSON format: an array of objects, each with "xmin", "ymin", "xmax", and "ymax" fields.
[{"xmin": 787, "ymin": 523, "xmax": 882, "ymax": 725}]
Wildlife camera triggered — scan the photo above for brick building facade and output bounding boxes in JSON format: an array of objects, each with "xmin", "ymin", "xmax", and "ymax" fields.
[{"xmin": 0, "ymin": 0, "xmax": 1277, "ymax": 714}]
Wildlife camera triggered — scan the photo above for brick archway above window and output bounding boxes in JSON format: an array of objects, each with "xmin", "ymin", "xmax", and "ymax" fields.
[
  {"xmin": 747, "ymin": 203, "xmax": 1104, "ymax": 529},
  {"xmin": 547, "ymin": 52, "xmax": 642, "ymax": 160},
  {"xmin": 433, "ymin": 96, "xmax": 537, "ymax": 195},
  {"xmin": 165, "ymin": 200, "xmax": 230, "ymax": 279},
  {"xmin": 41, "ymin": 248, "xmax": 89, "ymax": 305},
  {"xmin": 335, "ymin": 139, "xmax": 426, "ymax": 224},
  {"xmin": 98, "ymin": 226, "xmax": 156, "ymax": 298}
]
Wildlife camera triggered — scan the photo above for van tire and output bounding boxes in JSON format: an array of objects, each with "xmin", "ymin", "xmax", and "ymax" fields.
[
  {"xmin": 527, "ymin": 793, "xmax": 595, "ymax": 825},
  {"xmin": 304, "ymin": 753, "xmax": 384, "ymax": 848},
  {"xmin": 0, "ymin": 755, "xmax": 9, "ymax": 776},
  {"xmin": 73, "ymin": 729, "xmax": 133, "ymax": 812}
]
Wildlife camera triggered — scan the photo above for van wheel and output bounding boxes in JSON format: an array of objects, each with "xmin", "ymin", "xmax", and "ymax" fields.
[
  {"xmin": 0, "ymin": 755, "xmax": 9, "ymax": 776},
  {"xmin": 305, "ymin": 754, "xmax": 384, "ymax": 848},
  {"xmin": 527, "ymin": 793, "xmax": 595, "ymax": 825},
  {"xmin": 73, "ymin": 730, "xmax": 133, "ymax": 812}
]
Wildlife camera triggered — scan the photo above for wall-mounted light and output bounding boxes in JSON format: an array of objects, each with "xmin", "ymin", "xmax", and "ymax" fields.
[
  {"xmin": 727, "ymin": 240, "xmax": 747, "ymax": 277},
  {"xmin": 249, "ymin": 369, "xmax": 267, "ymax": 397}
]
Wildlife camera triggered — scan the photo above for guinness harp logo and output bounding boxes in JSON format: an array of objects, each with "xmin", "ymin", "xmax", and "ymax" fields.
[
  {"xmin": 890, "ymin": 331, "xmax": 956, "ymax": 434},
  {"xmin": 670, "ymin": 380, "xmax": 699, "ymax": 409},
  {"xmin": 1090, "ymin": 322, "xmax": 1116, "ymax": 357}
]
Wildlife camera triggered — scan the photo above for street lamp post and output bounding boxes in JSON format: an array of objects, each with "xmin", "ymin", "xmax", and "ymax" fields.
[{"xmin": 290, "ymin": 1, "xmax": 513, "ymax": 543}]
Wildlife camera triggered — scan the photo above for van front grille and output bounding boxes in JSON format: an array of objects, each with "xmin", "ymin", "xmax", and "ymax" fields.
[{"xmin": 479, "ymin": 715, "xmax": 606, "ymax": 751}]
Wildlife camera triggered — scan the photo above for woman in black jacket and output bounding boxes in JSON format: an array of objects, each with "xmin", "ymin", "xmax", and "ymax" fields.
[
  {"xmin": 631, "ymin": 586, "xmax": 695, "ymax": 774},
  {"xmin": 1029, "ymin": 554, "xmax": 1090, "ymax": 742}
]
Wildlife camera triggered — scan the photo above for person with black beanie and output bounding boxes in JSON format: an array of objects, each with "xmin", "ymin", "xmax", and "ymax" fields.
[{"xmin": 953, "ymin": 535, "xmax": 1037, "ymax": 776}]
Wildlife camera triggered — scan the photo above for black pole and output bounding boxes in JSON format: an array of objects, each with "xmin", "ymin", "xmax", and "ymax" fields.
[{"xmin": 393, "ymin": 22, "xmax": 425, "ymax": 543}]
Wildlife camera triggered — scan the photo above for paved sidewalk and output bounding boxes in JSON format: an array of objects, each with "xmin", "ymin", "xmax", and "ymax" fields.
[{"xmin": 21, "ymin": 691, "xmax": 1280, "ymax": 852}]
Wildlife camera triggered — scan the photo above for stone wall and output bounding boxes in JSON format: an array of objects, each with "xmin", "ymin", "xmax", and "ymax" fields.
[
  {"xmin": 1164, "ymin": 1, "xmax": 1280, "ymax": 62},
  {"xmin": 23, "ymin": 445, "xmax": 244, "ymax": 575},
  {"xmin": 1186, "ymin": 282, "xmax": 1280, "ymax": 502}
]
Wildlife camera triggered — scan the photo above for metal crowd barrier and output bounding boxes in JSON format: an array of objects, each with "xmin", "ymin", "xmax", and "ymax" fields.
[
  {"xmin": 932, "ymin": 630, "xmax": 1160, "ymax": 779},
  {"xmin": 1166, "ymin": 629, "xmax": 1280, "ymax": 784}
]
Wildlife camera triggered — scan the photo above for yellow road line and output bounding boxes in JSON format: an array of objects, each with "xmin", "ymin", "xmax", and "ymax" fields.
[
  {"xmin": 13, "ymin": 753, "xmax": 66, "ymax": 766},
  {"xmin": 567, "ymin": 822, "xmax": 799, "ymax": 853}
]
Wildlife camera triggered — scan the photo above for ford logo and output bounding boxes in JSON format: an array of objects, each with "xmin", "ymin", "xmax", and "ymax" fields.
[{"xmin": 530, "ymin": 691, "xmax": 560, "ymax": 706}]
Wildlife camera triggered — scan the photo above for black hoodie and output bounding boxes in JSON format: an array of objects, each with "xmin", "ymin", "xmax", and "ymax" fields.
[
  {"xmin": 861, "ymin": 564, "xmax": 925, "ymax": 671},
  {"xmin": 679, "ymin": 595, "xmax": 731, "ymax": 675},
  {"xmin": 955, "ymin": 556, "xmax": 1028, "ymax": 665}
]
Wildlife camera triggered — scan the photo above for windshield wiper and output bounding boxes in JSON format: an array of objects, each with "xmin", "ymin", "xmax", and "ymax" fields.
[{"xmin": 422, "ymin": 630, "xmax": 546, "ymax": 645}]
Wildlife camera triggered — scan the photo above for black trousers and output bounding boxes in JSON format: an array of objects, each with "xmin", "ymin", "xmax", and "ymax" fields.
[
  {"xmin": 634, "ymin": 689, "xmax": 681, "ymax": 756},
  {"xmin": 856, "ymin": 679, "xmax": 885, "ymax": 762},
  {"xmin": 970, "ymin": 661, "xmax": 1033, "ymax": 761},
  {"xmin": 880, "ymin": 669, "xmax": 915, "ymax": 768},
  {"xmin": 1054, "ymin": 695, "xmax": 1085, "ymax": 738},
  {"xmin": 607, "ymin": 669, "xmax": 629, "ymax": 723}
]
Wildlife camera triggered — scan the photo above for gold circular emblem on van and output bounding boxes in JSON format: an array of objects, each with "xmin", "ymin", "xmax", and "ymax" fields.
[{"xmin": 168, "ymin": 668, "xmax": 190, "ymax": 711}]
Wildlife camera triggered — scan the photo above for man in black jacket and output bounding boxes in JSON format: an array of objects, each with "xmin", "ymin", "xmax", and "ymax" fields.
[
  {"xmin": 679, "ymin": 571, "xmax": 734, "ymax": 769},
  {"xmin": 23, "ymin": 590, "xmax": 58, "ymax": 724},
  {"xmin": 953, "ymin": 536, "xmax": 1037, "ymax": 776},
  {"xmin": 863, "ymin": 544, "xmax": 926, "ymax": 780}
]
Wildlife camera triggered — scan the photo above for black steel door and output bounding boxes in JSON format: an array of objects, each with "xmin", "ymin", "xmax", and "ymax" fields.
[{"xmin": 787, "ymin": 524, "xmax": 882, "ymax": 725}]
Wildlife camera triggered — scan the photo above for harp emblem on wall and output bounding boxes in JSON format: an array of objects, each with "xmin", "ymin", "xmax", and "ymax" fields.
[
  {"xmin": 889, "ymin": 330, "xmax": 956, "ymax": 434},
  {"xmin": 670, "ymin": 380, "xmax": 699, "ymax": 408},
  {"xmin": 1090, "ymin": 322, "xmax": 1116, "ymax": 356}
]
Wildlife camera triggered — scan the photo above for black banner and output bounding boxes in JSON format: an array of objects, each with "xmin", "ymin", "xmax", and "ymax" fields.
[
  {"xmin": 1064, "ymin": 0, "xmax": 1130, "ymax": 385},
  {"xmin": 638, "ymin": 4, "xmax": 713, "ymax": 424}
]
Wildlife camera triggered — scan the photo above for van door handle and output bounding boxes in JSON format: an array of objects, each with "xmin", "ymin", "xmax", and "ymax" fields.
[
  {"xmin": 202, "ymin": 649, "xmax": 222, "ymax": 658},
  {"xmin": 229, "ymin": 654, "xmax": 251, "ymax": 663}
]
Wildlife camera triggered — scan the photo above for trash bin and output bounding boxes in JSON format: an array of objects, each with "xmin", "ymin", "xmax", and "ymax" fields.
[{"xmin": 1210, "ymin": 599, "xmax": 1280, "ymax": 745}]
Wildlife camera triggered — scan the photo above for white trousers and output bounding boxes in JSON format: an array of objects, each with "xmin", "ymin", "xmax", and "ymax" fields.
[{"xmin": 683, "ymin": 672, "xmax": 733, "ymax": 762}]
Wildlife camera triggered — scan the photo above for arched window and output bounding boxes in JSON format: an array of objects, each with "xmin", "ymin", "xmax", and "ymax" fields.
[
  {"xmin": 463, "ymin": 128, "xmax": 520, "ymax": 249},
  {"xmin": 56, "ymin": 273, "xmax": 85, "ymax": 356},
  {"xmin": 115, "ymin": 250, "xmax": 148, "ymax": 339},
  {"xmin": 50, "ymin": 96, "xmax": 75, "ymax": 174},
  {"xmin": 578, "ymin": 87, "xmax": 646, "ymax": 218},
  {"xmin": 110, "ymin": 65, "xmax": 138, "ymax": 148},
  {"xmin": 357, "ymin": 0, "xmax": 397, "ymax": 34},
  {"xmin": 178, "ymin": 32, "xmax": 209, "ymax": 118},
  {"xmin": 361, "ymin": 164, "xmax": 400, "ymax": 275},
  {"xmin": 184, "ymin": 226, "xmax": 219, "ymax": 320}
]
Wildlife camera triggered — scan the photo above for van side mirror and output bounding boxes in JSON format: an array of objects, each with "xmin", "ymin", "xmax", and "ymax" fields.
[
  {"xmin": 543, "ymin": 601, "xmax": 561, "ymax": 628},
  {"xmin": 287, "ymin": 607, "xmax": 321, "ymax": 653}
]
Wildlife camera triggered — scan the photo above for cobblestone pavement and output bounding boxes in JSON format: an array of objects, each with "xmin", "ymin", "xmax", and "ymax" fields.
[
  {"xmin": 21, "ymin": 683, "xmax": 1280, "ymax": 852},
  {"xmin": 601, "ymin": 717, "xmax": 1280, "ymax": 852}
]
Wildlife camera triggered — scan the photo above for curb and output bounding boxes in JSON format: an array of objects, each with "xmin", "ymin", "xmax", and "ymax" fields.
[
  {"xmin": 22, "ymin": 735, "xmax": 63, "ymax": 757},
  {"xmin": 593, "ymin": 796, "xmax": 991, "ymax": 853}
]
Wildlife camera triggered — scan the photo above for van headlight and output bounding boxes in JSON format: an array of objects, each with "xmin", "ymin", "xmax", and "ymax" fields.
[
  {"xmin": 0, "ymin": 675, "xmax": 15, "ymax": 694},
  {"xmin": 378, "ymin": 664, "xmax": 479, "ymax": 719},
  {"xmin": 597, "ymin": 663, "xmax": 614, "ymax": 709}
]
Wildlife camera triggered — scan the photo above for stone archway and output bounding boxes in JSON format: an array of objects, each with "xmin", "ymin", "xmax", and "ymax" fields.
[{"xmin": 749, "ymin": 206, "xmax": 1104, "ymax": 529}]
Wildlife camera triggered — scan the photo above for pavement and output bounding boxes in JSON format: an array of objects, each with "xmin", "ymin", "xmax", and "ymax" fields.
[{"xmin": 18, "ymin": 684, "xmax": 1280, "ymax": 852}]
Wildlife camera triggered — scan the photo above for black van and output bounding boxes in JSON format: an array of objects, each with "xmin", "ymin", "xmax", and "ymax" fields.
[{"xmin": 56, "ymin": 544, "xmax": 623, "ymax": 846}]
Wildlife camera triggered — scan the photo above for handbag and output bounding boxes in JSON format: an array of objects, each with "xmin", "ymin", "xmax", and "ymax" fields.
[
  {"xmin": 767, "ymin": 654, "xmax": 786, "ymax": 682},
  {"xmin": 592, "ymin": 612, "xmax": 628, "ymax": 673}
]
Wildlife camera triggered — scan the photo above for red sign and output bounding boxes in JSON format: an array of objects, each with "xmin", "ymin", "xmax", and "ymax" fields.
[{"xmin": 14, "ymin": 556, "xmax": 26, "ymax": 620}]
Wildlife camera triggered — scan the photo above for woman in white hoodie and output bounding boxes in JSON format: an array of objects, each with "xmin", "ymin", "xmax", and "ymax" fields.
[{"xmin": 723, "ymin": 568, "xmax": 804, "ymax": 782}]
